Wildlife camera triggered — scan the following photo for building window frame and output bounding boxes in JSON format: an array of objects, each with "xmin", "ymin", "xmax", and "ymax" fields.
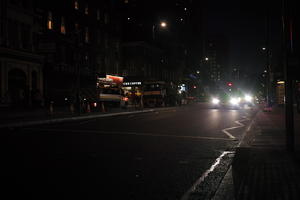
[
  {"xmin": 61, "ymin": 17, "xmax": 66, "ymax": 34},
  {"xmin": 74, "ymin": 0, "xmax": 79, "ymax": 10},
  {"xmin": 85, "ymin": 4, "xmax": 89, "ymax": 15},
  {"xmin": 47, "ymin": 11, "xmax": 53, "ymax": 30},
  {"xmin": 85, "ymin": 27, "xmax": 89, "ymax": 43}
]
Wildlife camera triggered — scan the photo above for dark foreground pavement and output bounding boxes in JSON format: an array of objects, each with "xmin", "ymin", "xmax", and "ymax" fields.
[
  {"xmin": 0, "ymin": 104, "xmax": 300, "ymax": 200},
  {"xmin": 0, "ymin": 103, "xmax": 256, "ymax": 200},
  {"xmin": 213, "ymin": 106, "xmax": 300, "ymax": 200}
]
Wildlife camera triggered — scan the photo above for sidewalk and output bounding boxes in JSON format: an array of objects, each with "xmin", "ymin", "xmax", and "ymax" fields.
[
  {"xmin": 213, "ymin": 106, "xmax": 300, "ymax": 200},
  {"xmin": 0, "ymin": 105, "xmax": 170, "ymax": 129}
]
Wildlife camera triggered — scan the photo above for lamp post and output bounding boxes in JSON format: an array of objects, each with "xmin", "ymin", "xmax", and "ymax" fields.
[
  {"xmin": 71, "ymin": 28, "xmax": 83, "ymax": 115},
  {"xmin": 152, "ymin": 21, "xmax": 167, "ymax": 41},
  {"xmin": 262, "ymin": 47, "xmax": 272, "ymax": 107},
  {"xmin": 282, "ymin": 0, "xmax": 295, "ymax": 152}
]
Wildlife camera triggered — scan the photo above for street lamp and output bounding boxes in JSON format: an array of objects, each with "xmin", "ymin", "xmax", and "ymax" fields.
[
  {"xmin": 152, "ymin": 21, "xmax": 167, "ymax": 40},
  {"xmin": 160, "ymin": 21, "xmax": 167, "ymax": 28},
  {"xmin": 260, "ymin": 46, "xmax": 272, "ymax": 107}
]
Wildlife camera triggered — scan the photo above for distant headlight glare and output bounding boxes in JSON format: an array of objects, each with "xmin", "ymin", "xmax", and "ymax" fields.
[
  {"xmin": 230, "ymin": 97, "xmax": 240, "ymax": 105},
  {"xmin": 212, "ymin": 98, "xmax": 220, "ymax": 104},
  {"xmin": 245, "ymin": 95, "xmax": 253, "ymax": 102}
]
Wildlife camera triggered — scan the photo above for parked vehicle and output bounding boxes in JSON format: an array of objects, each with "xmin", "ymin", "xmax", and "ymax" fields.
[
  {"xmin": 98, "ymin": 87, "xmax": 127, "ymax": 108},
  {"xmin": 143, "ymin": 81, "xmax": 167, "ymax": 107}
]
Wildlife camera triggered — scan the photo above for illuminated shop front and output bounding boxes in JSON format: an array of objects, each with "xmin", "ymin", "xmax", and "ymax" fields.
[
  {"xmin": 122, "ymin": 81, "xmax": 143, "ymax": 105},
  {"xmin": 97, "ymin": 75, "xmax": 124, "ymax": 107}
]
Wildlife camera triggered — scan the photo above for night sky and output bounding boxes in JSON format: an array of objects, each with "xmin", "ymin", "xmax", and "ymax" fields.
[
  {"xmin": 202, "ymin": 0, "xmax": 282, "ymax": 75},
  {"xmin": 123, "ymin": 0, "xmax": 284, "ymax": 78}
]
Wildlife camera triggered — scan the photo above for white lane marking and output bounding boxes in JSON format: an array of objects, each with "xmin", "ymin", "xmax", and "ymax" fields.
[
  {"xmin": 222, "ymin": 129, "xmax": 236, "ymax": 139},
  {"xmin": 181, "ymin": 151, "xmax": 234, "ymax": 200},
  {"xmin": 221, "ymin": 117, "xmax": 250, "ymax": 139},
  {"xmin": 25, "ymin": 128, "xmax": 235, "ymax": 141}
]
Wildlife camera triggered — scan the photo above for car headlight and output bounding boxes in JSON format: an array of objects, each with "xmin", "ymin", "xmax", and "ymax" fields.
[
  {"xmin": 244, "ymin": 95, "xmax": 253, "ymax": 102},
  {"xmin": 230, "ymin": 97, "xmax": 240, "ymax": 105},
  {"xmin": 212, "ymin": 98, "xmax": 220, "ymax": 104}
]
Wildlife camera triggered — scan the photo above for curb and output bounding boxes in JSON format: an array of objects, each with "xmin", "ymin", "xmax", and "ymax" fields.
[
  {"xmin": 211, "ymin": 166, "xmax": 235, "ymax": 200},
  {"xmin": 0, "ymin": 109, "xmax": 157, "ymax": 129},
  {"xmin": 211, "ymin": 109, "xmax": 260, "ymax": 200}
]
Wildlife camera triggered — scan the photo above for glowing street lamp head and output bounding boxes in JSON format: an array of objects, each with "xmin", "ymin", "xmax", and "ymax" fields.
[{"xmin": 160, "ymin": 22, "xmax": 167, "ymax": 28}]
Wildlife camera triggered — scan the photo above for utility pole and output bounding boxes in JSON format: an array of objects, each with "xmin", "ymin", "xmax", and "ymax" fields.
[
  {"xmin": 73, "ymin": 29, "xmax": 82, "ymax": 115},
  {"xmin": 266, "ymin": 4, "xmax": 272, "ymax": 108},
  {"xmin": 282, "ymin": 0, "xmax": 294, "ymax": 152}
]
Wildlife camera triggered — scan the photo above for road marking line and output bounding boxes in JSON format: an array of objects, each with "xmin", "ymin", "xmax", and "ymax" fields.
[
  {"xmin": 24, "ymin": 128, "xmax": 235, "ymax": 141},
  {"xmin": 221, "ymin": 117, "xmax": 250, "ymax": 139},
  {"xmin": 181, "ymin": 151, "xmax": 234, "ymax": 200},
  {"xmin": 222, "ymin": 129, "xmax": 236, "ymax": 139}
]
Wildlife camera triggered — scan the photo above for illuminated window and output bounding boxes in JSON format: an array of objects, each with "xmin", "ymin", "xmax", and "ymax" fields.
[
  {"xmin": 47, "ymin": 11, "xmax": 53, "ymax": 30},
  {"xmin": 85, "ymin": 5, "xmax": 88, "ymax": 15},
  {"xmin": 74, "ymin": 0, "xmax": 79, "ymax": 10},
  {"xmin": 61, "ymin": 17, "xmax": 66, "ymax": 34},
  {"xmin": 85, "ymin": 27, "xmax": 89, "ymax": 43},
  {"xmin": 75, "ymin": 23, "xmax": 79, "ymax": 31}
]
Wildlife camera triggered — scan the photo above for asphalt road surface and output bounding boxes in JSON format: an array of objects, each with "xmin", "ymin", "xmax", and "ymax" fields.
[{"xmin": 0, "ymin": 103, "xmax": 257, "ymax": 200}]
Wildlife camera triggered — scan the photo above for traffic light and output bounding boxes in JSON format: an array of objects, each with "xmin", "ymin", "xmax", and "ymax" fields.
[{"xmin": 227, "ymin": 82, "xmax": 233, "ymax": 87}]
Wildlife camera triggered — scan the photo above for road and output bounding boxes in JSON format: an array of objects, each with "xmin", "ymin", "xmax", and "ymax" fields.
[{"xmin": 0, "ymin": 103, "xmax": 257, "ymax": 200}]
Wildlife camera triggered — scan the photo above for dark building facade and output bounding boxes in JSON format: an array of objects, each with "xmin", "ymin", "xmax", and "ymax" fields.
[
  {"xmin": 0, "ymin": 0, "xmax": 44, "ymax": 108},
  {"xmin": 122, "ymin": 41, "xmax": 175, "ymax": 82},
  {"xmin": 35, "ymin": 0, "xmax": 121, "ymax": 105},
  {"xmin": 0, "ymin": 0, "xmax": 122, "ymax": 108},
  {"xmin": 202, "ymin": 36, "xmax": 229, "ymax": 90}
]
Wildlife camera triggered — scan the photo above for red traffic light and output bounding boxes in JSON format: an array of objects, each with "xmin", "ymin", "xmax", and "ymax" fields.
[{"xmin": 227, "ymin": 82, "xmax": 233, "ymax": 87}]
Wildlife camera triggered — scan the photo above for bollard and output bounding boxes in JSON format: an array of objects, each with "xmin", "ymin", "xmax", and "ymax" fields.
[
  {"xmin": 49, "ymin": 101, "xmax": 54, "ymax": 115},
  {"xmin": 70, "ymin": 103, "xmax": 75, "ymax": 114},
  {"xmin": 87, "ymin": 103, "xmax": 91, "ymax": 113},
  {"xmin": 140, "ymin": 97, "xmax": 144, "ymax": 109},
  {"xmin": 101, "ymin": 102, "xmax": 106, "ymax": 112}
]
